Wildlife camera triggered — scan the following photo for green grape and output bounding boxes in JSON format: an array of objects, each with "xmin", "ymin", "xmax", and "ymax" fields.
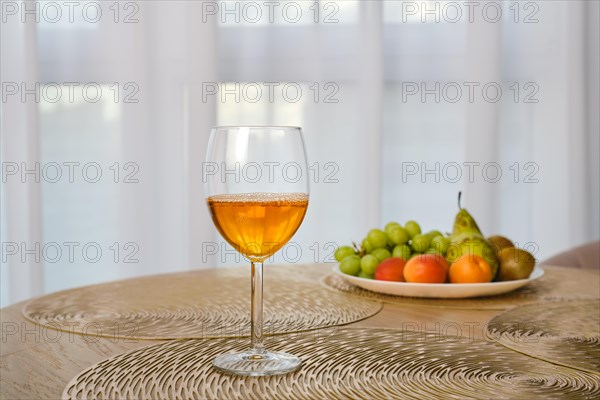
[
  {"xmin": 371, "ymin": 248, "xmax": 392, "ymax": 262},
  {"xmin": 411, "ymin": 234, "xmax": 430, "ymax": 253},
  {"xmin": 362, "ymin": 238, "xmax": 374, "ymax": 253},
  {"xmin": 386, "ymin": 236, "xmax": 395, "ymax": 248},
  {"xmin": 334, "ymin": 246, "xmax": 355, "ymax": 262},
  {"xmin": 388, "ymin": 226, "xmax": 409, "ymax": 245},
  {"xmin": 357, "ymin": 271, "xmax": 374, "ymax": 279},
  {"xmin": 384, "ymin": 222, "xmax": 401, "ymax": 236},
  {"xmin": 430, "ymin": 236, "xmax": 450, "ymax": 255},
  {"xmin": 339, "ymin": 255, "xmax": 361, "ymax": 276},
  {"xmin": 404, "ymin": 220, "xmax": 421, "ymax": 239},
  {"xmin": 425, "ymin": 247, "xmax": 443, "ymax": 256},
  {"xmin": 425, "ymin": 230, "xmax": 443, "ymax": 239},
  {"xmin": 360, "ymin": 254, "xmax": 379, "ymax": 275},
  {"xmin": 392, "ymin": 244, "xmax": 412, "ymax": 260},
  {"xmin": 367, "ymin": 229, "xmax": 388, "ymax": 248}
]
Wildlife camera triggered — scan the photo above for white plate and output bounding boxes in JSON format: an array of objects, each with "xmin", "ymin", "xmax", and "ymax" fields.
[{"xmin": 333, "ymin": 265, "xmax": 544, "ymax": 299}]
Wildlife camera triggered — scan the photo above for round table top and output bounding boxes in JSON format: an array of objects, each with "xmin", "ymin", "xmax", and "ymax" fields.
[{"xmin": 1, "ymin": 264, "xmax": 599, "ymax": 399}]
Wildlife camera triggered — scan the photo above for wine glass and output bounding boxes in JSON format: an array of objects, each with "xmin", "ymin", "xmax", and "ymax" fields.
[{"xmin": 204, "ymin": 126, "xmax": 309, "ymax": 376}]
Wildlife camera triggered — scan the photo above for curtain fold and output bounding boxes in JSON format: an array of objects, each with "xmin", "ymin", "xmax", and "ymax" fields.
[
  {"xmin": 586, "ymin": 1, "xmax": 600, "ymax": 240},
  {"xmin": 358, "ymin": 2, "xmax": 384, "ymax": 230},
  {"xmin": 1, "ymin": 8, "xmax": 43, "ymax": 305},
  {"xmin": 463, "ymin": 12, "xmax": 502, "ymax": 232}
]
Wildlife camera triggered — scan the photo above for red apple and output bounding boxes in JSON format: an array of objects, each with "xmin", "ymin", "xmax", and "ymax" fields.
[{"xmin": 374, "ymin": 257, "xmax": 407, "ymax": 282}]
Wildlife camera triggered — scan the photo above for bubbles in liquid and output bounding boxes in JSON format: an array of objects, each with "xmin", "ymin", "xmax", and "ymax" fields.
[{"xmin": 207, "ymin": 192, "xmax": 309, "ymax": 204}]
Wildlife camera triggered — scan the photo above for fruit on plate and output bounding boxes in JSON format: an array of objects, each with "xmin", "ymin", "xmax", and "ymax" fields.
[
  {"xmin": 497, "ymin": 247, "xmax": 536, "ymax": 281},
  {"xmin": 446, "ymin": 193, "xmax": 499, "ymax": 279},
  {"xmin": 360, "ymin": 254, "xmax": 380, "ymax": 275},
  {"xmin": 404, "ymin": 220, "xmax": 421, "ymax": 239},
  {"xmin": 335, "ymin": 246, "xmax": 356, "ymax": 262},
  {"xmin": 334, "ymin": 192, "xmax": 535, "ymax": 284},
  {"xmin": 435, "ymin": 254, "xmax": 451, "ymax": 272},
  {"xmin": 371, "ymin": 248, "xmax": 392, "ymax": 262},
  {"xmin": 487, "ymin": 235, "xmax": 514, "ymax": 257},
  {"xmin": 447, "ymin": 239, "xmax": 498, "ymax": 277},
  {"xmin": 361, "ymin": 238, "xmax": 374, "ymax": 253},
  {"xmin": 403, "ymin": 254, "xmax": 448, "ymax": 283},
  {"xmin": 411, "ymin": 234, "xmax": 430, "ymax": 253},
  {"xmin": 430, "ymin": 235, "xmax": 450, "ymax": 255},
  {"xmin": 392, "ymin": 244, "xmax": 411, "ymax": 261},
  {"xmin": 384, "ymin": 221, "xmax": 401, "ymax": 234},
  {"xmin": 339, "ymin": 255, "xmax": 361, "ymax": 276},
  {"xmin": 449, "ymin": 193, "xmax": 483, "ymax": 243},
  {"xmin": 387, "ymin": 226, "xmax": 409, "ymax": 245},
  {"xmin": 357, "ymin": 271, "xmax": 374, "ymax": 279},
  {"xmin": 367, "ymin": 229, "xmax": 388, "ymax": 248},
  {"xmin": 449, "ymin": 254, "xmax": 493, "ymax": 283},
  {"xmin": 374, "ymin": 257, "xmax": 406, "ymax": 282}
]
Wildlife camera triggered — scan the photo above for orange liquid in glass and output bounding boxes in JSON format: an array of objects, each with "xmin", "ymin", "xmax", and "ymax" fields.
[{"xmin": 207, "ymin": 193, "xmax": 309, "ymax": 262}]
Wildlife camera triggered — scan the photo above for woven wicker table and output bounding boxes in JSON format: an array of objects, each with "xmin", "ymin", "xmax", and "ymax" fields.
[{"xmin": 1, "ymin": 264, "xmax": 598, "ymax": 399}]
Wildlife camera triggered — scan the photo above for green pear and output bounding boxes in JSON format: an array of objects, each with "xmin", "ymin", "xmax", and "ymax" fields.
[
  {"xmin": 448, "ymin": 192, "xmax": 499, "ymax": 279},
  {"xmin": 450, "ymin": 192, "xmax": 483, "ymax": 242}
]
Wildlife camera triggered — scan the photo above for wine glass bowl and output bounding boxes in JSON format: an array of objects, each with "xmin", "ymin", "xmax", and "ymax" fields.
[
  {"xmin": 204, "ymin": 126, "xmax": 309, "ymax": 376},
  {"xmin": 207, "ymin": 192, "xmax": 308, "ymax": 262}
]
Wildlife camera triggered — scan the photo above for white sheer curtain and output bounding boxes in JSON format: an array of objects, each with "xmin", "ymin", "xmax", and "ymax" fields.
[
  {"xmin": 1, "ymin": 8, "xmax": 43, "ymax": 304},
  {"xmin": 1, "ymin": 1, "xmax": 598, "ymax": 306}
]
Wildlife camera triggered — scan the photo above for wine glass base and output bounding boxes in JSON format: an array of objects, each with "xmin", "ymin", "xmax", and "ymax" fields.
[{"xmin": 212, "ymin": 350, "xmax": 302, "ymax": 376}]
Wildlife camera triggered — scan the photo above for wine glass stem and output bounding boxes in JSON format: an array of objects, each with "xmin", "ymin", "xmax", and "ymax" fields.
[{"xmin": 250, "ymin": 261, "xmax": 264, "ymax": 353}]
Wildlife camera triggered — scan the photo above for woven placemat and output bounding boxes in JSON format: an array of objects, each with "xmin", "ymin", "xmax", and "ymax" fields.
[
  {"xmin": 62, "ymin": 327, "xmax": 600, "ymax": 400},
  {"xmin": 486, "ymin": 300, "xmax": 600, "ymax": 374},
  {"xmin": 22, "ymin": 265, "xmax": 381, "ymax": 340},
  {"xmin": 321, "ymin": 266, "xmax": 600, "ymax": 310}
]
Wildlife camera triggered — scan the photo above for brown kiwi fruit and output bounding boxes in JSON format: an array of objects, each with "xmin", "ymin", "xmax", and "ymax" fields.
[
  {"xmin": 487, "ymin": 235, "xmax": 515, "ymax": 257},
  {"xmin": 497, "ymin": 247, "xmax": 535, "ymax": 281}
]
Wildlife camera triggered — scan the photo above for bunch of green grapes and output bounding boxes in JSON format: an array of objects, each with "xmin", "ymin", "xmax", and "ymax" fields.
[{"xmin": 335, "ymin": 221, "xmax": 451, "ymax": 279}]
